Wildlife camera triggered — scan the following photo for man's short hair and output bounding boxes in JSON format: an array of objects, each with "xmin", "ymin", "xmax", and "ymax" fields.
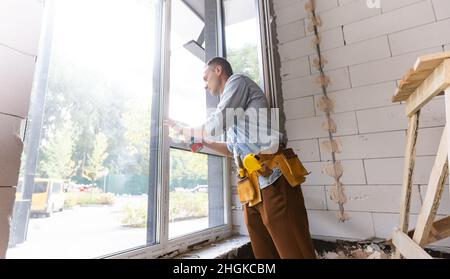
[{"xmin": 207, "ymin": 57, "xmax": 233, "ymax": 77}]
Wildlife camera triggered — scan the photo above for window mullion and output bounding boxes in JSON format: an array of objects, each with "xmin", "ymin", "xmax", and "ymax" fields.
[{"xmin": 159, "ymin": 0, "xmax": 172, "ymax": 248}]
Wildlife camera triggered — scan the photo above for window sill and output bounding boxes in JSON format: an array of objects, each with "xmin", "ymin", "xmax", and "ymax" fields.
[{"xmin": 174, "ymin": 235, "xmax": 253, "ymax": 259}]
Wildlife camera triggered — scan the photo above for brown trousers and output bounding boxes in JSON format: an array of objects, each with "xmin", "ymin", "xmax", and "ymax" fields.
[{"xmin": 244, "ymin": 176, "xmax": 316, "ymax": 259}]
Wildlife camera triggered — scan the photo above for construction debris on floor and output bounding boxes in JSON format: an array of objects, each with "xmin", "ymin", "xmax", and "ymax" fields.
[
  {"xmin": 314, "ymin": 239, "xmax": 450, "ymax": 259},
  {"xmin": 314, "ymin": 239, "xmax": 392, "ymax": 259}
]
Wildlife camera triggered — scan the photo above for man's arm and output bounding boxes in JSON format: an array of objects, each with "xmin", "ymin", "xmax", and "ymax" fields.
[{"xmin": 202, "ymin": 141, "xmax": 233, "ymax": 157}]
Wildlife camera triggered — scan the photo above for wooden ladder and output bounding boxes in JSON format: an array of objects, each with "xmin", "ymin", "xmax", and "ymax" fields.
[{"xmin": 392, "ymin": 51, "xmax": 450, "ymax": 259}]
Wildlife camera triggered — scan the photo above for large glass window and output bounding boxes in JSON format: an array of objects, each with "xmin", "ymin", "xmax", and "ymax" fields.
[
  {"xmin": 8, "ymin": 0, "xmax": 160, "ymax": 258},
  {"xmin": 223, "ymin": 0, "xmax": 264, "ymax": 87},
  {"xmin": 7, "ymin": 0, "xmax": 231, "ymax": 259}
]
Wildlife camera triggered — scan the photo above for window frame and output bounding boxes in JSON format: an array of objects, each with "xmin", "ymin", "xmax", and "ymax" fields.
[
  {"xmin": 11, "ymin": 0, "xmax": 274, "ymax": 259},
  {"xmin": 111, "ymin": 0, "xmax": 276, "ymax": 259},
  {"xmin": 108, "ymin": 0, "xmax": 233, "ymax": 259}
]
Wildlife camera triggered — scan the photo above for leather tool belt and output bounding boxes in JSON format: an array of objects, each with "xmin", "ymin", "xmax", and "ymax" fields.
[{"xmin": 237, "ymin": 148, "xmax": 310, "ymax": 207}]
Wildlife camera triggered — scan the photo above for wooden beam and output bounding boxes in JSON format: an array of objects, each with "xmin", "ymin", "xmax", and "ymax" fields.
[
  {"xmin": 406, "ymin": 216, "xmax": 450, "ymax": 245},
  {"xmin": 429, "ymin": 216, "xmax": 450, "ymax": 243},
  {"xmin": 399, "ymin": 113, "xmax": 420, "ymax": 233},
  {"xmin": 387, "ymin": 216, "xmax": 450, "ymax": 246},
  {"xmin": 414, "ymin": 51, "xmax": 450, "ymax": 72},
  {"xmin": 392, "ymin": 228, "xmax": 433, "ymax": 259},
  {"xmin": 446, "ymin": 88, "xmax": 450, "ymax": 201},
  {"xmin": 412, "ymin": 127, "xmax": 448, "ymax": 246},
  {"xmin": 394, "ymin": 113, "xmax": 420, "ymax": 259},
  {"xmin": 406, "ymin": 59, "xmax": 450, "ymax": 117}
]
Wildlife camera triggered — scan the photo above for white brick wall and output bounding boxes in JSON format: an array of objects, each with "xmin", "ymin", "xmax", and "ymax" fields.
[
  {"xmin": 282, "ymin": 68, "xmax": 351, "ymax": 100},
  {"xmin": 349, "ymin": 47, "xmax": 442, "ymax": 87},
  {"xmin": 272, "ymin": 0, "xmax": 450, "ymax": 248},
  {"xmin": 287, "ymin": 139, "xmax": 321, "ymax": 162},
  {"xmin": 286, "ymin": 111, "xmax": 358, "ymax": 140},
  {"xmin": 0, "ymin": 0, "xmax": 43, "ymax": 258}
]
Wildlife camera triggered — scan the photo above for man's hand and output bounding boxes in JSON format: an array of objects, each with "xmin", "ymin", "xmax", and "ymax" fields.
[
  {"xmin": 164, "ymin": 118, "xmax": 193, "ymax": 144},
  {"xmin": 164, "ymin": 118, "xmax": 232, "ymax": 157},
  {"xmin": 164, "ymin": 118, "xmax": 183, "ymax": 131}
]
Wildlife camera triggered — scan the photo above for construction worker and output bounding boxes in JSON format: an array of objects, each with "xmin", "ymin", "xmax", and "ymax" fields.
[{"xmin": 167, "ymin": 57, "xmax": 316, "ymax": 259}]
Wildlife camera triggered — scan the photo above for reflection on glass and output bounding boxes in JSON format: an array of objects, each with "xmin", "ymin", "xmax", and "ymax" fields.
[
  {"xmin": 8, "ymin": 0, "xmax": 157, "ymax": 259},
  {"xmin": 223, "ymin": 0, "xmax": 263, "ymax": 86}
]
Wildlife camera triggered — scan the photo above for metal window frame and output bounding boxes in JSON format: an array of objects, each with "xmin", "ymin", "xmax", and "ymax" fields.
[
  {"xmin": 221, "ymin": 0, "xmax": 272, "ymax": 100},
  {"xmin": 108, "ymin": 0, "xmax": 232, "ymax": 259},
  {"xmin": 257, "ymin": 0, "xmax": 279, "ymax": 108},
  {"xmin": 10, "ymin": 0, "xmax": 235, "ymax": 259},
  {"xmin": 113, "ymin": 0, "xmax": 281, "ymax": 259}
]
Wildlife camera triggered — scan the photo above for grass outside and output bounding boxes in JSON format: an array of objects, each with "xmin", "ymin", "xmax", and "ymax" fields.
[
  {"xmin": 120, "ymin": 192, "xmax": 208, "ymax": 228},
  {"xmin": 64, "ymin": 192, "xmax": 116, "ymax": 208}
]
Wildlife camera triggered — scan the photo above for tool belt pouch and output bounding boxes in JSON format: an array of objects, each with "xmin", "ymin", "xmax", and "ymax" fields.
[
  {"xmin": 276, "ymin": 148, "xmax": 309, "ymax": 187},
  {"xmin": 237, "ymin": 174, "xmax": 262, "ymax": 207},
  {"xmin": 237, "ymin": 177, "xmax": 256, "ymax": 204}
]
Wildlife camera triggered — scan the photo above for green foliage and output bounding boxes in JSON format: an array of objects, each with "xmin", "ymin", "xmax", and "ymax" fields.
[
  {"xmin": 83, "ymin": 133, "xmax": 109, "ymax": 185},
  {"xmin": 120, "ymin": 198, "xmax": 148, "ymax": 228},
  {"xmin": 170, "ymin": 150, "xmax": 207, "ymax": 191},
  {"xmin": 31, "ymin": 0, "xmax": 214, "ymax": 193},
  {"xmin": 227, "ymin": 43, "xmax": 261, "ymax": 85},
  {"xmin": 169, "ymin": 192, "xmax": 208, "ymax": 222},
  {"xmin": 122, "ymin": 99, "xmax": 151, "ymax": 175},
  {"xmin": 120, "ymin": 192, "xmax": 208, "ymax": 228},
  {"xmin": 39, "ymin": 118, "xmax": 77, "ymax": 179},
  {"xmin": 36, "ymin": 45, "xmax": 148, "ymax": 183}
]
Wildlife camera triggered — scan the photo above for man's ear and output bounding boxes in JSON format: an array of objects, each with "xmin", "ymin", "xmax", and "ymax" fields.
[{"xmin": 215, "ymin": 65, "xmax": 223, "ymax": 76}]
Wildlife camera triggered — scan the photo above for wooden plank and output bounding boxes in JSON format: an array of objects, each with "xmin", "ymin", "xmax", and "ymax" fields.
[
  {"xmin": 392, "ymin": 228, "xmax": 433, "ymax": 259},
  {"xmin": 387, "ymin": 216, "xmax": 450, "ymax": 246},
  {"xmin": 394, "ymin": 113, "xmax": 420, "ymax": 259},
  {"xmin": 430, "ymin": 216, "xmax": 450, "ymax": 243},
  {"xmin": 398, "ymin": 113, "xmax": 420, "ymax": 232},
  {"xmin": 393, "ymin": 70, "xmax": 441, "ymax": 102},
  {"xmin": 406, "ymin": 216, "xmax": 450, "ymax": 245},
  {"xmin": 398, "ymin": 69, "xmax": 415, "ymax": 87},
  {"xmin": 406, "ymin": 59, "xmax": 450, "ymax": 117},
  {"xmin": 400, "ymin": 74, "xmax": 433, "ymax": 89},
  {"xmin": 412, "ymin": 127, "xmax": 448, "ymax": 246},
  {"xmin": 446, "ymin": 88, "xmax": 450, "ymax": 203},
  {"xmin": 393, "ymin": 53, "xmax": 450, "ymax": 102},
  {"xmin": 400, "ymin": 71, "xmax": 434, "ymax": 89},
  {"xmin": 414, "ymin": 51, "xmax": 450, "ymax": 72}
]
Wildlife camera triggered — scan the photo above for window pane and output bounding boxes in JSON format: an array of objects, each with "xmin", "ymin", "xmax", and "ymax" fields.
[
  {"xmin": 223, "ymin": 0, "xmax": 263, "ymax": 86},
  {"xmin": 8, "ymin": 0, "xmax": 160, "ymax": 259},
  {"xmin": 168, "ymin": 0, "xmax": 225, "ymax": 239},
  {"xmin": 169, "ymin": 0, "xmax": 206, "ymax": 127},
  {"xmin": 169, "ymin": 149, "xmax": 209, "ymax": 238},
  {"xmin": 33, "ymin": 182, "xmax": 47, "ymax": 194}
]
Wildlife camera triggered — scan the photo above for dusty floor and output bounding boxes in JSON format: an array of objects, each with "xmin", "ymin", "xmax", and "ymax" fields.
[
  {"xmin": 314, "ymin": 239, "xmax": 392, "ymax": 259},
  {"xmin": 314, "ymin": 239, "xmax": 450, "ymax": 259},
  {"xmin": 182, "ymin": 237, "xmax": 450, "ymax": 259}
]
